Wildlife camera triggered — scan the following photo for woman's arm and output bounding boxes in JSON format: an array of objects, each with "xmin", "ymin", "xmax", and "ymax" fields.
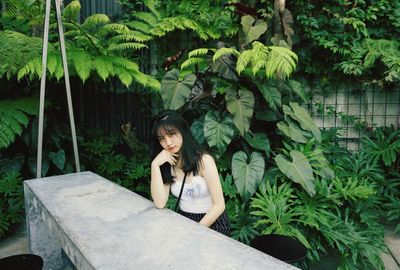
[
  {"xmin": 151, "ymin": 150, "xmax": 176, "ymax": 209},
  {"xmin": 199, "ymin": 154, "xmax": 226, "ymax": 227}
]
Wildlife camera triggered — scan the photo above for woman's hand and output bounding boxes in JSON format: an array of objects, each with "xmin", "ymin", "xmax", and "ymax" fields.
[{"xmin": 151, "ymin": 150, "xmax": 178, "ymax": 168}]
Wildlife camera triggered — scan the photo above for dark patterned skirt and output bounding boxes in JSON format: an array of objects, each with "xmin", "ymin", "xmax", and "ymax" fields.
[{"xmin": 177, "ymin": 209, "xmax": 231, "ymax": 236}]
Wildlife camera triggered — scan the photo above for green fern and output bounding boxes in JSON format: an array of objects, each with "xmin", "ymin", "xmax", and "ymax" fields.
[
  {"xmin": 251, "ymin": 181, "xmax": 311, "ymax": 248},
  {"xmin": 362, "ymin": 39, "xmax": 400, "ymax": 80},
  {"xmin": 181, "ymin": 57, "xmax": 208, "ymax": 70},
  {"xmin": 107, "ymin": 42, "xmax": 148, "ymax": 53},
  {"xmin": 0, "ymin": 172, "xmax": 24, "ymax": 237},
  {"xmin": 188, "ymin": 48, "xmax": 212, "ymax": 58},
  {"xmin": 0, "ymin": 98, "xmax": 39, "ymax": 149},
  {"xmin": 361, "ymin": 128, "xmax": 400, "ymax": 167},
  {"xmin": 236, "ymin": 41, "xmax": 298, "ymax": 79},
  {"xmin": 212, "ymin": 48, "xmax": 240, "ymax": 63},
  {"xmin": 0, "ymin": 30, "xmax": 43, "ymax": 79},
  {"xmin": 332, "ymin": 177, "xmax": 376, "ymax": 202},
  {"xmin": 128, "ymin": 5, "xmax": 221, "ymax": 41},
  {"xmin": 62, "ymin": 0, "xmax": 81, "ymax": 20},
  {"xmin": 0, "ymin": 1, "xmax": 160, "ymax": 91}
]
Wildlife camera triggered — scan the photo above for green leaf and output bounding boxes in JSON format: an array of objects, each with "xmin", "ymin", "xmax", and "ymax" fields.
[
  {"xmin": 287, "ymin": 80, "xmax": 307, "ymax": 102},
  {"xmin": 275, "ymin": 151, "xmax": 315, "ymax": 196},
  {"xmin": 28, "ymin": 157, "xmax": 50, "ymax": 177},
  {"xmin": 283, "ymin": 102, "xmax": 321, "ymax": 142},
  {"xmin": 232, "ymin": 151, "xmax": 265, "ymax": 198},
  {"xmin": 160, "ymin": 69, "xmax": 196, "ymax": 110},
  {"xmin": 255, "ymin": 80, "xmax": 281, "ymax": 111},
  {"xmin": 203, "ymin": 111, "xmax": 235, "ymax": 155},
  {"xmin": 255, "ymin": 110, "xmax": 281, "ymax": 121},
  {"xmin": 49, "ymin": 150, "xmax": 66, "ymax": 171},
  {"xmin": 244, "ymin": 132, "xmax": 271, "ymax": 157},
  {"xmin": 70, "ymin": 50, "xmax": 92, "ymax": 82},
  {"xmin": 190, "ymin": 119, "xmax": 206, "ymax": 145},
  {"xmin": 241, "ymin": 15, "xmax": 268, "ymax": 45},
  {"xmin": 225, "ymin": 88, "xmax": 254, "ymax": 137},
  {"xmin": 212, "ymin": 48, "xmax": 240, "ymax": 63},
  {"xmin": 277, "ymin": 121, "xmax": 308, "ymax": 143}
]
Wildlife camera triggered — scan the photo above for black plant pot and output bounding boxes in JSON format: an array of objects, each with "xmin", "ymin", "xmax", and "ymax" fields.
[
  {"xmin": 250, "ymin": 234, "xmax": 307, "ymax": 263},
  {"xmin": 0, "ymin": 254, "xmax": 43, "ymax": 270}
]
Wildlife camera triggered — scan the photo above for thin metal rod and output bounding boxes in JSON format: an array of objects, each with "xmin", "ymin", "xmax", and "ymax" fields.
[
  {"xmin": 55, "ymin": 0, "xmax": 81, "ymax": 172},
  {"xmin": 36, "ymin": 0, "xmax": 52, "ymax": 179}
]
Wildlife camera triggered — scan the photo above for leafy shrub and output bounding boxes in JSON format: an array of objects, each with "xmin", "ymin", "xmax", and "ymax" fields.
[
  {"xmin": 0, "ymin": 172, "xmax": 24, "ymax": 238},
  {"xmin": 81, "ymin": 130, "xmax": 151, "ymax": 198}
]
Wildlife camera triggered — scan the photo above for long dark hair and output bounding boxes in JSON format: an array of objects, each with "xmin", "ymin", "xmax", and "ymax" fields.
[{"xmin": 150, "ymin": 110, "xmax": 205, "ymax": 183}]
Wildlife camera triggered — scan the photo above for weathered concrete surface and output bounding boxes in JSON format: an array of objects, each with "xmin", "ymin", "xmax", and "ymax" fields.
[
  {"xmin": 25, "ymin": 171, "xmax": 299, "ymax": 270},
  {"xmin": 385, "ymin": 227, "xmax": 400, "ymax": 269},
  {"xmin": 0, "ymin": 224, "xmax": 29, "ymax": 259}
]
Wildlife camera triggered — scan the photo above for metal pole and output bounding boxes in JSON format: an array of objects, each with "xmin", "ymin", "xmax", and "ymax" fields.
[
  {"xmin": 37, "ymin": 0, "xmax": 81, "ymax": 178},
  {"xmin": 55, "ymin": 0, "xmax": 81, "ymax": 172},
  {"xmin": 36, "ymin": 0, "xmax": 52, "ymax": 179}
]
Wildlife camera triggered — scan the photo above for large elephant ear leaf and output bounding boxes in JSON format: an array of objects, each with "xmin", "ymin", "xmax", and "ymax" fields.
[
  {"xmin": 283, "ymin": 102, "xmax": 321, "ymax": 142},
  {"xmin": 275, "ymin": 150, "xmax": 315, "ymax": 196},
  {"xmin": 244, "ymin": 132, "xmax": 271, "ymax": 157},
  {"xmin": 277, "ymin": 121, "xmax": 308, "ymax": 143},
  {"xmin": 191, "ymin": 118, "xmax": 206, "ymax": 145},
  {"xmin": 255, "ymin": 80, "xmax": 281, "ymax": 111},
  {"xmin": 287, "ymin": 80, "xmax": 307, "ymax": 102},
  {"xmin": 241, "ymin": 15, "xmax": 268, "ymax": 46},
  {"xmin": 232, "ymin": 151, "xmax": 265, "ymax": 198},
  {"xmin": 225, "ymin": 88, "xmax": 254, "ymax": 137},
  {"xmin": 160, "ymin": 68, "xmax": 196, "ymax": 110},
  {"xmin": 203, "ymin": 111, "xmax": 235, "ymax": 156}
]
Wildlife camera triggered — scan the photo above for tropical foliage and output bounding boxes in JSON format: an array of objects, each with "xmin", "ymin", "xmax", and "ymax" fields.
[
  {"xmin": 0, "ymin": 0, "xmax": 159, "ymax": 89},
  {"xmin": 0, "ymin": 2, "xmax": 399, "ymax": 270}
]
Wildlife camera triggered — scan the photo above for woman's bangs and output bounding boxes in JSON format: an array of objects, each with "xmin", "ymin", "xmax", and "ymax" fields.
[{"xmin": 155, "ymin": 119, "xmax": 177, "ymax": 137}]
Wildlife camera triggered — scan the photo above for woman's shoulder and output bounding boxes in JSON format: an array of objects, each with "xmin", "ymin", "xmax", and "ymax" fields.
[
  {"xmin": 198, "ymin": 153, "xmax": 217, "ymax": 175},
  {"xmin": 200, "ymin": 153, "xmax": 215, "ymax": 163}
]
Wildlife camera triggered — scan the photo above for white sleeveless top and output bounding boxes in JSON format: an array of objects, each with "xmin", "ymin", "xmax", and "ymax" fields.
[{"xmin": 170, "ymin": 175, "xmax": 212, "ymax": 214}]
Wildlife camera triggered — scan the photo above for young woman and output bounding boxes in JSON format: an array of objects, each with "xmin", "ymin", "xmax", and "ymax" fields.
[{"xmin": 150, "ymin": 110, "xmax": 230, "ymax": 236}]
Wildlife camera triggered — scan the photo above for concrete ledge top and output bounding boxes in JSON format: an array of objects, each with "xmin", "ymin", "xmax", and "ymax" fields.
[{"xmin": 25, "ymin": 171, "xmax": 298, "ymax": 270}]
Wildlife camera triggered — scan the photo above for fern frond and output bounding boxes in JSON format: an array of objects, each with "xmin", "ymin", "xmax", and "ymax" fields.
[
  {"xmin": 188, "ymin": 48, "xmax": 210, "ymax": 58},
  {"xmin": 17, "ymin": 57, "xmax": 42, "ymax": 81},
  {"xmin": 47, "ymin": 53, "xmax": 61, "ymax": 76},
  {"xmin": 236, "ymin": 42, "xmax": 298, "ymax": 79},
  {"xmin": 93, "ymin": 56, "xmax": 113, "ymax": 81},
  {"xmin": 143, "ymin": 0, "xmax": 162, "ymax": 21},
  {"xmin": 111, "ymin": 56, "xmax": 139, "ymax": 71},
  {"xmin": 83, "ymin": 14, "xmax": 110, "ymax": 26},
  {"xmin": 107, "ymin": 42, "xmax": 148, "ymax": 53},
  {"xmin": 64, "ymin": 29, "xmax": 81, "ymax": 37},
  {"xmin": 114, "ymin": 66, "xmax": 133, "ymax": 87},
  {"xmin": 212, "ymin": 48, "xmax": 240, "ymax": 63},
  {"xmin": 145, "ymin": 77, "xmax": 161, "ymax": 91},
  {"xmin": 236, "ymin": 50, "xmax": 253, "ymax": 75},
  {"xmin": 363, "ymin": 39, "xmax": 400, "ymax": 74},
  {"xmin": 109, "ymin": 32, "xmax": 153, "ymax": 43},
  {"xmin": 99, "ymin": 23, "xmax": 130, "ymax": 36},
  {"xmin": 63, "ymin": 0, "xmax": 81, "ymax": 19},
  {"xmin": 181, "ymin": 57, "xmax": 208, "ymax": 70},
  {"xmin": 157, "ymin": 19, "xmax": 177, "ymax": 32},
  {"xmin": 133, "ymin": 12, "xmax": 159, "ymax": 26},
  {"xmin": 125, "ymin": 21, "xmax": 152, "ymax": 34},
  {"xmin": 69, "ymin": 49, "xmax": 92, "ymax": 82},
  {"xmin": 0, "ymin": 98, "xmax": 39, "ymax": 149},
  {"xmin": 181, "ymin": 18, "xmax": 200, "ymax": 31},
  {"xmin": 0, "ymin": 30, "xmax": 42, "ymax": 79},
  {"xmin": 149, "ymin": 27, "xmax": 167, "ymax": 37}
]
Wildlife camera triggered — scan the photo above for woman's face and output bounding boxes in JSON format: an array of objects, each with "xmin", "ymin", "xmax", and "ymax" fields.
[{"xmin": 157, "ymin": 126, "xmax": 183, "ymax": 154}]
